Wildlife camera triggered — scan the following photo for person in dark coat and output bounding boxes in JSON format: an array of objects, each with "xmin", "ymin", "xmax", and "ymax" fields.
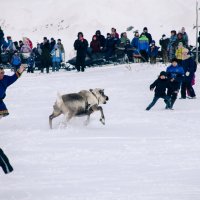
[
  {"xmin": 159, "ymin": 34, "xmax": 169, "ymax": 64},
  {"xmin": 0, "ymin": 26, "xmax": 4, "ymax": 48},
  {"xmin": 40, "ymin": 37, "xmax": 51, "ymax": 73},
  {"xmin": 50, "ymin": 38, "xmax": 56, "ymax": 52},
  {"xmin": 146, "ymin": 71, "xmax": 171, "ymax": 110},
  {"xmin": 166, "ymin": 58, "xmax": 184, "ymax": 109},
  {"xmin": 0, "ymin": 65, "xmax": 25, "ymax": 118},
  {"xmin": 0, "ymin": 148, "xmax": 13, "ymax": 174},
  {"xmin": 95, "ymin": 30, "xmax": 106, "ymax": 49},
  {"xmin": 74, "ymin": 32, "xmax": 88, "ymax": 72},
  {"xmin": 180, "ymin": 54, "xmax": 197, "ymax": 99},
  {"xmin": 104, "ymin": 33, "xmax": 117, "ymax": 60},
  {"xmin": 175, "ymin": 32, "xmax": 186, "ymax": 48},
  {"xmin": 141, "ymin": 27, "xmax": 152, "ymax": 44}
]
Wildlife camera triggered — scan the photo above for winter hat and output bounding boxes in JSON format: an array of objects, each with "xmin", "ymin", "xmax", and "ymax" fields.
[
  {"xmin": 162, "ymin": 34, "xmax": 166, "ymax": 37},
  {"xmin": 57, "ymin": 39, "xmax": 61, "ymax": 42},
  {"xmin": 182, "ymin": 48, "xmax": 190, "ymax": 60},
  {"xmin": 159, "ymin": 71, "xmax": 167, "ymax": 77},
  {"xmin": 43, "ymin": 37, "xmax": 47, "ymax": 40},
  {"xmin": 171, "ymin": 58, "xmax": 179, "ymax": 63},
  {"xmin": 77, "ymin": 32, "xmax": 83, "ymax": 38},
  {"xmin": 96, "ymin": 30, "xmax": 101, "ymax": 35},
  {"xmin": 143, "ymin": 27, "xmax": 148, "ymax": 31}
]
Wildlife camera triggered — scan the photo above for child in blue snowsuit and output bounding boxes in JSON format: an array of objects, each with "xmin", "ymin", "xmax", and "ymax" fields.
[
  {"xmin": 11, "ymin": 52, "xmax": 21, "ymax": 72},
  {"xmin": 27, "ymin": 53, "xmax": 35, "ymax": 73},
  {"xmin": 0, "ymin": 65, "xmax": 25, "ymax": 118}
]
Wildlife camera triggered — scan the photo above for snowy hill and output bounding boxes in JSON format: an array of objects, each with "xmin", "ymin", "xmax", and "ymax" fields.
[
  {"xmin": 1, "ymin": 1, "xmax": 200, "ymax": 199},
  {"xmin": 0, "ymin": 64, "xmax": 200, "ymax": 200},
  {"xmin": 0, "ymin": 0, "xmax": 198, "ymax": 59}
]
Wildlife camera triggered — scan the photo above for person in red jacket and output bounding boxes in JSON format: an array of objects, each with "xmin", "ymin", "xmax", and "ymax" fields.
[{"xmin": 90, "ymin": 35, "xmax": 101, "ymax": 53}]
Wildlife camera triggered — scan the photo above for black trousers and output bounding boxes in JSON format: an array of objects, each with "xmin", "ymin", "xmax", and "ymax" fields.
[
  {"xmin": 167, "ymin": 87, "xmax": 179, "ymax": 108},
  {"xmin": 0, "ymin": 148, "xmax": 13, "ymax": 174},
  {"xmin": 181, "ymin": 81, "xmax": 196, "ymax": 98},
  {"xmin": 146, "ymin": 95, "xmax": 171, "ymax": 110},
  {"xmin": 76, "ymin": 55, "xmax": 86, "ymax": 72}
]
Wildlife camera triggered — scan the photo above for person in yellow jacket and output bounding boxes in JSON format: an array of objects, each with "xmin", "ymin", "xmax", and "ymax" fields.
[{"xmin": 175, "ymin": 42, "xmax": 189, "ymax": 64}]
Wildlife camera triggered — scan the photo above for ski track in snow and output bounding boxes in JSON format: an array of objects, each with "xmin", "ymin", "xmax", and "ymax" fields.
[{"xmin": 0, "ymin": 63, "xmax": 200, "ymax": 200}]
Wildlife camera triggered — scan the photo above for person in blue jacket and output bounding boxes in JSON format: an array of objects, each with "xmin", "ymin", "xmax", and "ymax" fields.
[
  {"xmin": 148, "ymin": 40, "xmax": 159, "ymax": 64},
  {"xmin": 166, "ymin": 58, "xmax": 184, "ymax": 109},
  {"xmin": 11, "ymin": 51, "xmax": 21, "ymax": 72},
  {"xmin": 0, "ymin": 65, "xmax": 25, "ymax": 118}
]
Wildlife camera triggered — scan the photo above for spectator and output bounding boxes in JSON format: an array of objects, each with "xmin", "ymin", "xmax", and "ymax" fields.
[
  {"xmin": 148, "ymin": 40, "xmax": 159, "ymax": 64},
  {"xmin": 138, "ymin": 33, "xmax": 149, "ymax": 62},
  {"xmin": 111, "ymin": 28, "xmax": 119, "ymax": 38},
  {"xmin": 168, "ymin": 30, "xmax": 177, "ymax": 61},
  {"xmin": 57, "ymin": 39, "xmax": 65, "ymax": 62},
  {"xmin": 27, "ymin": 52, "xmax": 35, "ymax": 73},
  {"xmin": 141, "ymin": 27, "xmax": 152, "ymax": 44},
  {"xmin": 50, "ymin": 38, "xmax": 56, "ymax": 52},
  {"xmin": 11, "ymin": 51, "xmax": 21, "ymax": 72},
  {"xmin": 74, "ymin": 32, "xmax": 88, "ymax": 72},
  {"xmin": 120, "ymin": 32, "xmax": 130, "ymax": 47},
  {"xmin": 0, "ymin": 26, "xmax": 4, "ymax": 47},
  {"xmin": 95, "ymin": 30, "xmax": 106, "ymax": 49},
  {"xmin": 131, "ymin": 30, "xmax": 140, "ymax": 50},
  {"xmin": 19, "ymin": 40, "xmax": 24, "ymax": 51},
  {"xmin": 175, "ymin": 42, "xmax": 188, "ymax": 64},
  {"xmin": 90, "ymin": 35, "xmax": 101, "ymax": 58},
  {"xmin": 181, "ymin": 27, "xmax": 189, "ymax": 47},
  {"xmin": 6, "ymin": 36, "xmax": 16, "ymax": 53},
  {"xmin": 51, "ymin": 45, "xmax": 62, "ymax": 72},
  {"xmin": 159, "ymin": 34, "xmax": 169, "ymax": 64},
  {"xmin": 175, "ymin": 32, "xmax": 186, "ymax": 48},
  {"xmin": 40, "ymin": 37, "xmax": 51, "ymax": 73}
]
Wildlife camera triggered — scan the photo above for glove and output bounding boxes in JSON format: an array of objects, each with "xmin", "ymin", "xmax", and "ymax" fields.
[{"xmin": 186, "ymin": 72, "xmax": 190, "ymax": 76}]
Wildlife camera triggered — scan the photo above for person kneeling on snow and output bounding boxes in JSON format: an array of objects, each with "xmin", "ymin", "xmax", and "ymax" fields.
[
  {"xmin": 0, "ymin": 148, "xmax": 13, "ymax": 174},
  {"xmin": 146, "ymin": 71, "xmax": 171, "ymax": 111},
  {"xmin": 0, "ymin": 65, "xmax": 25, "ymax": 119}
]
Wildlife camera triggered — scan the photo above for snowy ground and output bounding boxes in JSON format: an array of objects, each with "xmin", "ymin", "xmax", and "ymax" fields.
[{"xmin": 0, "ymin": 63, "xmax": 200, "ymax": 200}]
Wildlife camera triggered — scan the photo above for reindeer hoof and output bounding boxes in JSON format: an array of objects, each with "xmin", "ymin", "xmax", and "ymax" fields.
[
  {"xmin": 100, "ymin": 118, "xmax": 105, "ymax": 125},
  {"xmin": 84, "ymin": 120, "xmax": 89, "ymax": 126}
]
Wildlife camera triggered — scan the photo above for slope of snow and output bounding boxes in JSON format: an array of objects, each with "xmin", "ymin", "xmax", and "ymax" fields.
[{"xmin": 0, "ymin": 63, "xmax": 200, "ymax": 200}]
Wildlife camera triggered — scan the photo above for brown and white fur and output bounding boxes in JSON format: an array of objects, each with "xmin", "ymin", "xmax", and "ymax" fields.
[{"xmin": 49, "ymin": 88, "xmax": 109, "ymax": 129}]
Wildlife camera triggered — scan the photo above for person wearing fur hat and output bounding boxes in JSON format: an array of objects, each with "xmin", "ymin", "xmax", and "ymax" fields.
[
  {"xmin": 180, "ymin": 53, "xmax": 197, "ymax": 99},
  {"xmin": 166, "ymin": 58, "xmax": 184, "ymax": 109},
  {"xmin": 0, "ymin": 65, "xmax": 25, "ymax": 119},
  {"xmin": 0, "ymin": 148, "xmax": 13, "ymax": 174},
  {"xmin": 74, "ymin": 32, "xmax": 88, "ymax": 72},
  {"xmin": 146, "ymin": 71, "xmax": 171, "ymax": 110}
]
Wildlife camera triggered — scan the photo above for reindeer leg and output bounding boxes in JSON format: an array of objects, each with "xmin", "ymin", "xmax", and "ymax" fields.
[{"xmin": 49, "ymin": 111, "xmax": 62, "ymax": 129}]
